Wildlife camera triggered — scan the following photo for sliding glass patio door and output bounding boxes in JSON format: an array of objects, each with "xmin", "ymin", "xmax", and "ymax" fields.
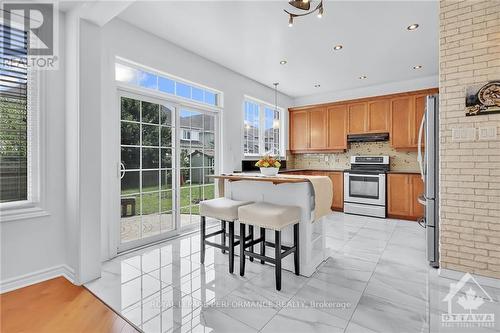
[{"xmin": 118, "ymin": 93, "xmax": 218, "ymax": 251}]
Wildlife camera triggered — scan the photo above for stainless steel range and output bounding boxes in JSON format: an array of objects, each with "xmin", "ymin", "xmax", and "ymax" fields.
[{"xmin": 344, "ymin": 156, "xmax": 389, "ymax": 218}]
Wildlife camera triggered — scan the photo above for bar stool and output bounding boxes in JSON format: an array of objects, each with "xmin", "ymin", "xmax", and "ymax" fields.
[
  {"xmin": 238, "ymin": 202, "xmax": 301, "ymax": 291},
  {"xmin": 199, "ymin": 197, "xmax": 252, "ymax": 273}
]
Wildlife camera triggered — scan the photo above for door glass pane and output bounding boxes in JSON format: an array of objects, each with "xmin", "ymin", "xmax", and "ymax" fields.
[
  {"xmin": 179, "ymin": 109, "xmax": 216, "ymax": 227},
  {"xmin": 121, "ymin": 97, "xmax": 175, "ymax": 245}
]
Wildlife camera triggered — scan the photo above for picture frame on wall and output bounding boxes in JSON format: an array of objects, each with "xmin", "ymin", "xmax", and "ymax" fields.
[{"xmin": 465, "ymin": 80, "xmax": 500, "ymax": 116}]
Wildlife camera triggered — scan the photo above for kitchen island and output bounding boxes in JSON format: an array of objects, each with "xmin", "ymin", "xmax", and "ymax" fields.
[{"xmin": 213, "ymin": 174, "xmax": 330, "ymax": 277}]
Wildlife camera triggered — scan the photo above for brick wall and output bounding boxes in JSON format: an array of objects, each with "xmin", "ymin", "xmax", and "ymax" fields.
[{"xmin": 440, "ymin": 0, "xmax": 500, "ymax": 279}]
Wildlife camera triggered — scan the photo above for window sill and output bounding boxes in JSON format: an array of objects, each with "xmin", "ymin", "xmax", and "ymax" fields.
[{"xmin": 0, "ymin": 204, "xmax": 50, "ymax": 222}]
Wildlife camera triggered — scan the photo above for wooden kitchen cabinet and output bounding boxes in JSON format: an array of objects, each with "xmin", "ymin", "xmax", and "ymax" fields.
[
  {"xmin": 289, "ymin": 88, "xmax": 438, "ymax": 153},
  {"xmin": 348, "ymin": 103, "xmax": 367, "ymax": 134},
  {"xmin": 390, "ymin": 94, "xmax": 426, "ymax": 150},
  {"xmin": 367, "ymin": 99, "xmax": 390, "ymax": 133},
  {"xmin": 388, "ymin": 173, "xmax": 424, "ymax": 221},
  {"xmin": 328, "ymin": 172, "xmax": 344, "ymax": 211},
  {"xmin": 309, "ymin": 108, "xmax": 328, "ymax": 149},
  {"xmin": 411, "ymin": 174, "xmax": 425, "ymax": 218},
  {"xmin": 412, "ymin": 94, "xmax": 426, "ymax": 147},
  {"xmin": 289, "ymin": 110, "xmax": 309, "ymax": 151},
  {"xmin": 327, "ymin": 105, "xmax": 347, "ymax": 150},
  {"xmin": 283, "ymin": 170, "xmax": 344, "ymax": 211},
  {"xmin": 390, "ymin": 97, "xmax": 413, "ymax": 149}
]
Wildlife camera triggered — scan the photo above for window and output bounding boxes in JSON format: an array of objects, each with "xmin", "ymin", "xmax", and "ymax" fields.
[
  {"xmin": 243, "ymin": 98, "xmax": 283, "ymax": 157},
  {"xmin": 181, "ymin": 129, "xmax": 200, "ymax": 142},
  {"xmin": 115, "ymin": 62, "xmax": 221, "ymax": 108},
  {"xmin": 0, "ymin": 24, "xmax": 28, "ymax": 203}
]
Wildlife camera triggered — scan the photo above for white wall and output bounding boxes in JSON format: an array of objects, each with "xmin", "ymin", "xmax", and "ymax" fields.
[
  {"xmin": 0, "ymin": 14, "xmax": 70, "ymax": 289},
  {"xmin": 293, "ymin": 75, "xmax": 438, "ymax": 107},
  {"xmin": 99, "ymin": 18, "xmax": 294, "ymax": 260}
]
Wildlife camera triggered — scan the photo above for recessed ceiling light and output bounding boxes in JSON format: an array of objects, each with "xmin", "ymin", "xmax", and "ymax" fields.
[
  {"xmin": 333, "ymin": 45, "xmax": 343, "ymax": 51},
  {"xmin": 407, "ymin": 23, "xmax": 419, "ymax": 31},
  {"xmin": 358, "ymin": 75, "xmax": 367, "ymax": 80},
  {"xmin": 314, "ymin": 84, "xmax": 321, "ymax": 88},
  {"xmin": 413, "ymin": 65, "xmax": 423, "ymax": 69},
  {"xmin": 280, "ymin": 60, "xmax": 287, "ymax": 65}
]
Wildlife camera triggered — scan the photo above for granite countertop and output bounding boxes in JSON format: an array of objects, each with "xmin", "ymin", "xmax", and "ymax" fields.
[
  {"xmin": 279, "ymin": 168, "xmax": 347, "ymax": 173},
  {"xmin": 387, "ymin": 170, "xmax": 421, "ymax": 174}
]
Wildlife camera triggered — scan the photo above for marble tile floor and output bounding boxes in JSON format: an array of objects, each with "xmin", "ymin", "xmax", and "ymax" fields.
[{"xmin": 85, "ymin": 212, "xmax": 500, "ymax": 333}]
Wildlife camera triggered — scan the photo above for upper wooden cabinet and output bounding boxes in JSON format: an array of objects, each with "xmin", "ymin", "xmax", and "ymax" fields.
[
  {"xmin": 390, "ymin": 97, "xmax": 413, "ymax": 149},
  {"xmin": 348, "ymin": 103, "xmax": 367, "ymax": 134},
  {"xmin": 288, "ymin": 88, "xmax": 437, "ymax": 153},
  {"xmin": 289, "ymin": 110, "xmax": 309, "ymax": 151},
  {"xmin": 347, "ymin": 100, "xmax": 389, "ymax": 134},
  {"xmin": 289, "ymin": 106, "xmax": 346, "ymax": 152},
  {"xmin": 327, "ymin": 105, "xmax": 347, "ymax": 150},
  {"xmin": 367, "ymin": 99, "xmax": 390, "ymax": 133},
  {"xmin": 390, "ymin": 94, "xmax": 427, "ymax": 150},
  {"xmin": 309, "ymin": 108, "xmax": 328, "ymax": 149}
]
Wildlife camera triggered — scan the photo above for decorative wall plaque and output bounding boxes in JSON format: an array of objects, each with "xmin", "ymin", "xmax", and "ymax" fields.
[{"xmin": 465, "ymin": 80, "xmax": 500, "ymax": 116}]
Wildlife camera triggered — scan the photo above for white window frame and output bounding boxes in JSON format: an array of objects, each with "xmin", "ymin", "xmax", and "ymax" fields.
[
  {"xmin": 0, "ymin": 20, "xmax": 48, "ymax": 222},
  {"xmin": 242, "ymin": 96, "xmax": 284, "ymax": 158},
  {"xmin": 115, "ymin": 57, "xmax": 224, "ymax": 109}
]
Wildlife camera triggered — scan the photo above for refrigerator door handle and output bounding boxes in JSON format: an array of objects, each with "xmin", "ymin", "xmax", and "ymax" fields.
[{"xmin": 417, "ymin": 113, "xmax": 426, "ymax": 182}]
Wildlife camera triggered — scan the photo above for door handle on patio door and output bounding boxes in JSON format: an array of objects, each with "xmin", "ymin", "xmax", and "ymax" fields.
[{"xmin": 120, "ymin": 162, "xmax": 125, "ymax": 179}]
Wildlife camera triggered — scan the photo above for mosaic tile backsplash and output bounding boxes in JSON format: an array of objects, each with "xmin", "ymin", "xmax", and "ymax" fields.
[{"xmin": 288, "ymin": 141, "xmax": 419, "ymax": 171}]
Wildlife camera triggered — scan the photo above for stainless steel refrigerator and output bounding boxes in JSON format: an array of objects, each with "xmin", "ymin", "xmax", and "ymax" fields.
[{"xmin": 417, "ymin": 94, "xmax": 439, "ymax": 268}]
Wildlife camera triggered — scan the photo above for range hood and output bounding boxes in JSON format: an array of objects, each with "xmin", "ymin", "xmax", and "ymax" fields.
[{"xmin": 347, "ymin": 133, "xmax": 389, "ymax": 143}]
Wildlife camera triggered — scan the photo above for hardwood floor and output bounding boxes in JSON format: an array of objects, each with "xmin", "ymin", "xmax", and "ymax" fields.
[{"xmin": 0, "ymin": 277, "xmax": 139, "ymax": 333}]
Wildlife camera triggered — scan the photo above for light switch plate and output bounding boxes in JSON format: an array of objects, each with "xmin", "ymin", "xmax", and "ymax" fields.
[
  {"xmin": 478, "ymin": 126, "xmax": 497, "ymax": 140},
  {"xmin": 452, "ymin": 127, "xmax": 476, "ymax": 142}
]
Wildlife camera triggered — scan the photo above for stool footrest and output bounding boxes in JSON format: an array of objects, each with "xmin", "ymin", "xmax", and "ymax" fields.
[
  {"xmin": 281, "ymin": 246, "xmax": 297, "ymax": 258},
  {"xmin": 243, "ymin": 251, "xmax": 275, "ymax": 265},
  {"xmin": 205, "ymin": 239, "xmax": 240, "ymax": 250},
  {"xmin": 244, "ymin": 237, "xmax": 265, "ymax": 248},
  {"xmin": 205, "ymin": 229, "xmax": 225, "ymax": 239}
]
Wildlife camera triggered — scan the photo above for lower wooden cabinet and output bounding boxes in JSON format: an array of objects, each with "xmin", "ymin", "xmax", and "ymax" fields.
[
  {"xmin": 387, "ymin": 173, "xmax": 424, "ymax": 221},
  {"xmin": 281, "ymin": 170, "xmax": 344, "ymax": 211},
  {"xmin": 328, "ymin": 172, "xmax": 344, "ymax": 211}
]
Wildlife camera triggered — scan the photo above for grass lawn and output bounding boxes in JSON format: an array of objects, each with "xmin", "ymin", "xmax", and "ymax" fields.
[{"xmin": 121, "ymin": 183, "xmax": 215, "ymax": 216}]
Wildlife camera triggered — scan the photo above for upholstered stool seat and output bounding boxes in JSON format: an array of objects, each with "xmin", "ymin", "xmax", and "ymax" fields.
[
  {"xmin": 238, "ymin": 202, "xmax": 301, "ymax": 230},
  {"xmin": 238, "ymin": 202, "xmax": 301, "ymax": 291},
  {"xmin": 200, "ymin": 197, "xmax": 250, "ymax": 222},
  {"xmin": 199, "ymin": 198, "xmax": 252, "ymax": 274}
]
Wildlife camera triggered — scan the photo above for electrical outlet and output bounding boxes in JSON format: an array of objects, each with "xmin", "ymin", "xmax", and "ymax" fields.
[
  {"xmin": 451, "ymin": 127, "xmax": 475, "ymax": 142},
  {"xmin": 478, "ymin": 126, "xmax": 497, "ymax": 140},
  {"xmin": 324, "ymin": 155, "xmax": 329, "ymax": 162}
]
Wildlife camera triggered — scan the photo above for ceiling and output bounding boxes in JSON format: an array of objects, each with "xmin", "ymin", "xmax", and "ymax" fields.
[{"xmin": 118, "ymin": 1, "xmax": 438, "ymax": 98}]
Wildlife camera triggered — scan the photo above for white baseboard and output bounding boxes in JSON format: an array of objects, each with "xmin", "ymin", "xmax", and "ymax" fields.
[
  {"xmin": 439, "ymin": 268, "xmax": 500, "ymax": 289},
  {"xmin": 0, "ymin": 264, "xmax": 76, "ymax": 294}
]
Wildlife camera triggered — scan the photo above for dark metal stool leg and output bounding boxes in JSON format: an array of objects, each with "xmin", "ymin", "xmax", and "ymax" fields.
[
  {"xmin": 200, "ymin": 216, "xmax": 206, "ymax": 264},
  {"xmin": 248, "ymin": 225, "xmax": 254, "ymax": 262},
  {"xmin": 240, "ymin": 223, "xmax": 246, "ymax": 276},
  {"xmin": 260, "ymin": 227, "xmax": 266, "ymax": 264},
  {"xmin": 275, "ymin": 230, "xmax": 282, "ymax": 291},
  {"xmin": 294, "ymin": 224, "xmax": 300, "ymax": 276},
  {"xmin": 228, "ymin": 222, "xmax": 235, "ymax": 274},
  {"xmin": 221, "ymin": 220, "xmax": 226, "ymax": 254}
]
